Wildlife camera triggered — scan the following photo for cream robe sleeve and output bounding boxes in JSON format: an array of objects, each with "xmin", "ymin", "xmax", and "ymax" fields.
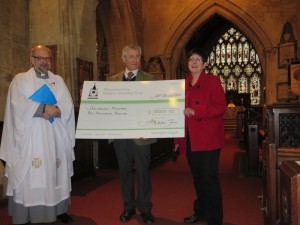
[{"xmin": 0, "ymin": 70, "xmax": 40, "ymax": 166}]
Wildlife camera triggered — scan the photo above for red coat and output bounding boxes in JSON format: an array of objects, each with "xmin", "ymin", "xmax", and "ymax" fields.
[{"xmin": 185, "ymin": 71, "xmax": 226, "ymax": 151}]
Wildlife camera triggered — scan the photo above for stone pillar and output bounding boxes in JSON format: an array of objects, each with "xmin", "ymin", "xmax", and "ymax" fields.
[
  {"xmin": 0, "ymin": 1, "xmax": 29, "ymax": 121},
  {"xmin": 263, "ymin": 47, "xmax": 278, "ymax": 105},
  {"xmin": 160, "ymin": 54, "xmax": 172, "ymax": 80}
]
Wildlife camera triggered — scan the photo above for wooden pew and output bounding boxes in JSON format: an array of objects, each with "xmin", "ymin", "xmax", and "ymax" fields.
[
  {"xmin": 261, "ymin": 142, "xmax": 277, "ymax": 225},
  {"xmin": 262, "ymin": 144, "xmax": 300, "ymax": 225},
  {"xmin": 261, "ymin": 103, "xmax": 300, "ymax": 225},
  {"xmin": 279, "ymin": 160, "xmax": 300, "ymax": 225}
]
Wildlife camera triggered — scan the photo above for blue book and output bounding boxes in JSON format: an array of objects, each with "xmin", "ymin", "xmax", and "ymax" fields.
[{"xmin": 29, "ymin": 84, "xmax": 57, "ymax": 123}]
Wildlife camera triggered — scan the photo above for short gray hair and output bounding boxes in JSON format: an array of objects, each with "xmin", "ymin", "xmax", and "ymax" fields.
[{"xmin": 122, "ymin": 44, "xmax": 142, "ymax": 58}]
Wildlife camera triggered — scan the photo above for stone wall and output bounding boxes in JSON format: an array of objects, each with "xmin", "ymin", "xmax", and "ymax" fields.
[
  {"xmin": 0, "ymin": 1, "xmax": 29, "ymax": 120},
  {"xmin": 97, "ymin": 0, "xmax": 137, "ymax": 75},
  {"xmin": 129, "ymin": 0, "xmax": 143, "ymax": 48}
]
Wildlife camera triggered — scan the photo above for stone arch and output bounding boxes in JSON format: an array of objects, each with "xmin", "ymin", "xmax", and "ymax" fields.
[
  {"xmin": 162, "ymin": 1, "xmax": 273, "ymax": 80},
  {"xmin": 98, "ymin": 0, "xmax": 137, "ymax": 75}
]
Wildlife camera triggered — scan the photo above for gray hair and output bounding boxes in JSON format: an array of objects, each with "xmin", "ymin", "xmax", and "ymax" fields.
[{"xmin": 122, "ymin": 44, "xmax": 142, "ymax": 58}]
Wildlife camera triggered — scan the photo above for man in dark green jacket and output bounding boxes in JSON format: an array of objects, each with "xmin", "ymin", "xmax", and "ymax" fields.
[{"xmin": 109, "ymin": 44, "xmax": 156, "ymax": 224}]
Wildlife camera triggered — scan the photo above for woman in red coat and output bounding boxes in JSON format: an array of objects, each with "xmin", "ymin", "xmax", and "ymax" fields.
[{"xmin": 183, "ymin": 48, "xmax": 226, "ymax": 225}]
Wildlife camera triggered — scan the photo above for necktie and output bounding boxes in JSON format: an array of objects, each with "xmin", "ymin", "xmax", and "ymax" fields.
[{"xmin": 127, "ymin": 72, "xmax": 134, "ymax": 81}]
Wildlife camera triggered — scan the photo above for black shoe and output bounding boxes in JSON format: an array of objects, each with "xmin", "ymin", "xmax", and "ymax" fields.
[
  {"xmin": 141, "ymin": 211, "xmax": 154, "ymax": 224},
  {"xmin": 120, "ymin": 209, "xmax": 136, "ymax": 222},
  {"xmin": 184, "ymin": 214, "xmax": 205, "ymax": 224},
  {"xmin": 172, "ymin": 150, "xmax": 179, "ymax": 161},
  {"xmin": 57, "ymin": 213, "xmax": 73, "ymax": 223}
]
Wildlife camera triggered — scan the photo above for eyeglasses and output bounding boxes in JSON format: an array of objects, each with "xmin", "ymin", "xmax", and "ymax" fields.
[
  {"xmin": 31, "ymin": 56, "xmax": 52, "ymax": 62},
  {"xmin": 188, "ymin": 58, "xmax": 203, "ymax": 62}
]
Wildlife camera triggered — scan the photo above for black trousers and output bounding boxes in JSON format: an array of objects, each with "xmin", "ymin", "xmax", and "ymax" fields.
[
  {"xmin": 114, "ymin": 139, "xmax": 152, "ymax": 213},
  {"xmin": 186, "ymin": 137, "xmax": 223, "ymax": 225}
]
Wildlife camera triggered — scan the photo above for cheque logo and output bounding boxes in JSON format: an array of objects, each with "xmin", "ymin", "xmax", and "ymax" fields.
[{"xmin": 87, "ymin": 83, "xmax": 99, "ymax": 99}]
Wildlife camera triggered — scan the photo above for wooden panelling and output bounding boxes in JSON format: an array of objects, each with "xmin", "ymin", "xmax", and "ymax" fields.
[{"xmin": 262, "ymin": 103, "xmax": 300, "ymax": 225}]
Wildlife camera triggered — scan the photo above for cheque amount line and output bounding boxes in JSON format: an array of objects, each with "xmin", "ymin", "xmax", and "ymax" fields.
[{"xmin": 80, "ymin": 99, "xmax": 185, "ymax": 104}]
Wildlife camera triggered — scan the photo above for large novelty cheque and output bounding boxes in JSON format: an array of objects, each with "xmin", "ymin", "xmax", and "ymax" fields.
[{"xmin": 75, "ymin": 80, "xmax": 185, "ymax": 139}]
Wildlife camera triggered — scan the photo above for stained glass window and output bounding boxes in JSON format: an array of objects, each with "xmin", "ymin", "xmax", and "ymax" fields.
[{"xmin": 206, "ymin": 27, "xmax": 262, "ymax": 105}]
